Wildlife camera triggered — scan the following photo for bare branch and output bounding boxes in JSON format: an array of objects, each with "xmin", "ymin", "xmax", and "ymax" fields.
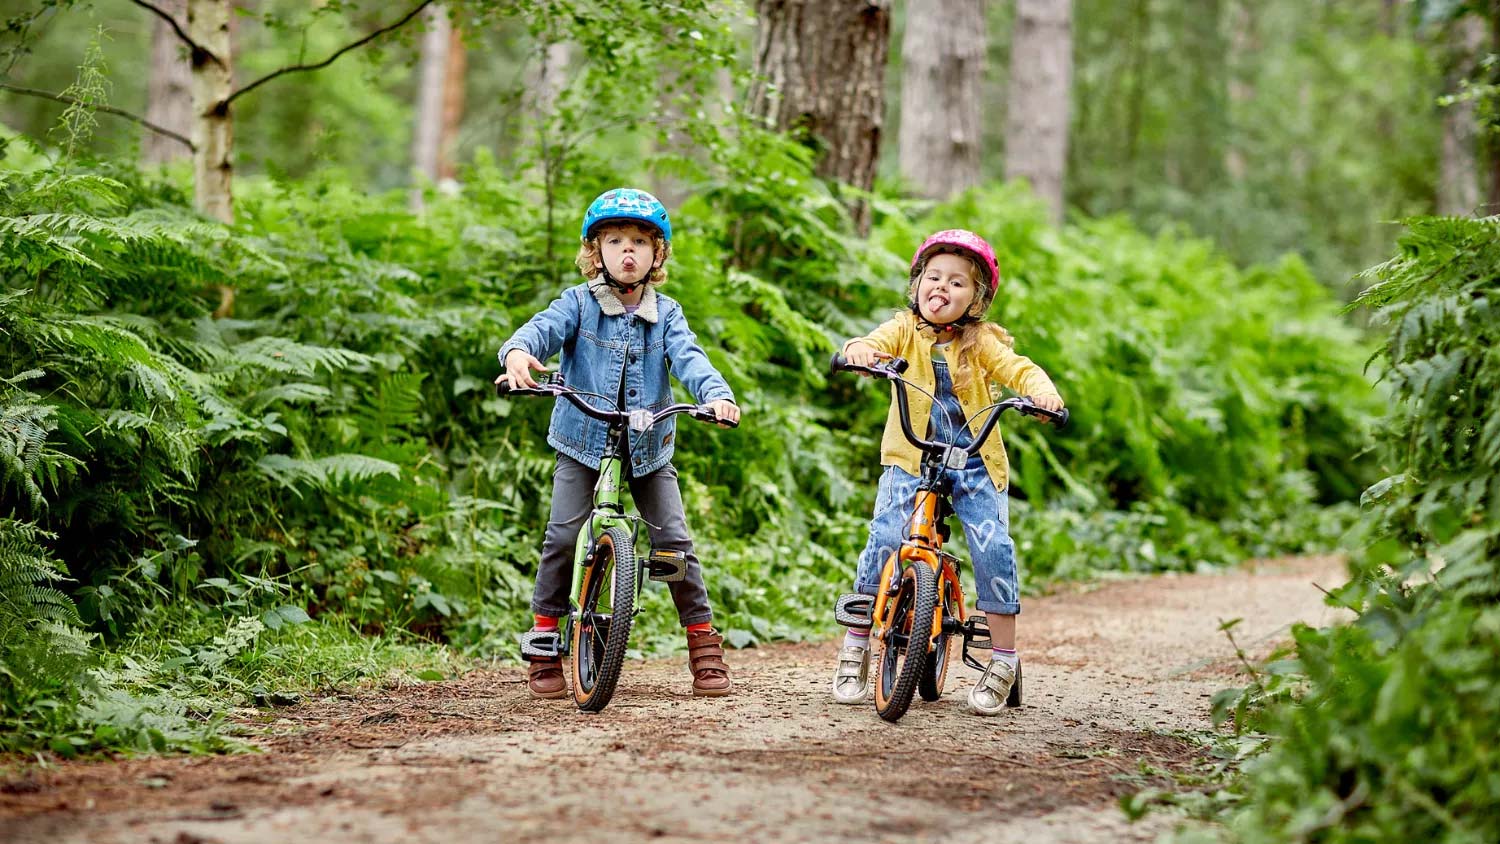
[
  {"xmin": 224, "ymin": 0, "xmax": 434, "ymax": 108},
  {"xmin": 0, "ymin": 83, "xmax": 196, "ymax": 151},
  {"xmin": 128, "ymin": 0, "xmax": 224, "ymax": 68}
]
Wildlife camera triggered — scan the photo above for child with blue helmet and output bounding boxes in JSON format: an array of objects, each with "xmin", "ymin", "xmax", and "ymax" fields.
[{"xmin": 497, "ymin": 188, "xmax": 740, "ymax": 699}]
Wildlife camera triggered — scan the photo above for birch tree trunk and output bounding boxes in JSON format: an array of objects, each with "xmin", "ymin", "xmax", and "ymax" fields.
[
  {"xmin": 530, "ymin": 41, "xmax": 572, "ymax": 117},
  {"xmin": 409, "ymin": 6, "xmax": 451, "ymax": 209},
  {"xmin": 188, "ymin": 0, "xmax": 233, "ymax": 224},
  {"xmin": 1438, "ymin": 15, "xmax": 1487, "ymax": 216},
  {"xmin": 1003, "ymin": 0, "xmax": 1073, "ymax": 224},
  {"xmin": 898, "ymin": 0, "xmax": 984, "ymax": 199},
  {"xmin": 748, "ymin": 0, "xmax": 892, "ymax": 233},
  {"xmin": 144, "ymin": 0, "xmax": 192, "ymax": 166}
]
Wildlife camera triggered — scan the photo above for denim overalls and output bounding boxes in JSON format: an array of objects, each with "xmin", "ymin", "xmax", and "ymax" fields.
[{"xmin": 852, "ymin": 355, "xmax": 1020, "ymax": 615}]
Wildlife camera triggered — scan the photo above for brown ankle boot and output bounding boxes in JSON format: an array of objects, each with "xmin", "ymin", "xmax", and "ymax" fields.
[
  {"xmin": 687, "ymin": 629, "xmax": 731, "ymax": 697},
  {"xmin": 527, "ymin": 656, "xmax": 567, "ymax": 699}
]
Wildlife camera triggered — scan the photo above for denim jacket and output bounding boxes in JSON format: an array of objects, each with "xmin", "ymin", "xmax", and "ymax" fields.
[{"xmin": 498, "ymin": 282, "xmax": 735, "ymax": 477}]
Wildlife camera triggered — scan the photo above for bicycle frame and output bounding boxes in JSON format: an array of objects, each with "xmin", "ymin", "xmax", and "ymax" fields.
[
  {"xmin": 869, "ymin": 478, "xmax": 966, "ymax": 660},
  {"xmin": 567, "ymin": 425, "xmax": 640, "ymax": 615}
]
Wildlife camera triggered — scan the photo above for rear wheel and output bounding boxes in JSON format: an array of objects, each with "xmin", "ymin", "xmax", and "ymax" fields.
[
  {"xmin": 570, "ymin": 526, "xmax": 637, "ymax": 712},
  {"xmin": 919, "ymin": 575, "xmax": 959, "ymax": 702},
  {"xmin": 873, "ymin": 561, "xmax": 936, "ymax": 722}
]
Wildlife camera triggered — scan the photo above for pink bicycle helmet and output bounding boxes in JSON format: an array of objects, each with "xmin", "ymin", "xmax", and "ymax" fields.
[{"xmin": 910, "ymin": 229, "xmax": 999, "ymax": 294}]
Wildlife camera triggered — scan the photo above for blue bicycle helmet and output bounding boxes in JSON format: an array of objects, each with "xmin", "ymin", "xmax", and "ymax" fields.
[{"xmin": 581, "ymin": 188, "xmax": 672, "ymax": 242}]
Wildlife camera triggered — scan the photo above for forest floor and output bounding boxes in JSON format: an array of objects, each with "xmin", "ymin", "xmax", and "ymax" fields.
[{"xmin": 0, "ymin": 556, "xmax": 1349, "ymax": 844}]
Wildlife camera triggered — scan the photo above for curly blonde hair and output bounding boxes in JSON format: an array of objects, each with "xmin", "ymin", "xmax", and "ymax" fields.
[
  {"xmin": 575, "ymin": 229, "xmax": 672, "ymax": 286},
  {"xmin": 906, "ymin": 249, "xmax": 1013, "ymax": 394}
]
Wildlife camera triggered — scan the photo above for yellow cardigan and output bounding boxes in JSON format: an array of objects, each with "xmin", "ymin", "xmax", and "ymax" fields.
[{"xmin": 844, "ymin": 312, "xmax": 1061, "ymax": 491}]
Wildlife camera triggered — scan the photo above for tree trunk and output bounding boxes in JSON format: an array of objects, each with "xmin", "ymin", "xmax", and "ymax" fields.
[
  {"xmin": 409, "ymin": 5, "xmax": 451, "ymax": 209},
  {"xmin": 1223, "ymin": 0, "xmax": 1255, "ymax": 181},
  {"xmin": 898, "ymin": 0, "xmax": 984, "ymax": 199},
  {"xmin": 748, "ymin": 0, "xmax": 892, "ymax": 233},
  {"xmin": 1487, "ymin": 4, "xmax": 1500, "ymax": 214},
  {"xmin": 1438, "ymin": 15, "xmax": 1487, "ymax": 216},
  {"xmin": 530, "ymin": 41, "xmax": 572, "ymax": 118},
  {"xmin": 439, "ymin": 19, "xmax": 466, "ymax": 182},
  {"xmin": 1120, "ymin": 0, "xmax": 1149, "ymax": 205},
  {"xmin": 144, "ymin": 0, "xmax": 192, "ymax": 166},
  {"xmin": 651, "ymin": 56, "xmax": 691, "ymax": 210},
  {"xmin": 1004, "ymin": 0, "xmax": 1073, "ymax": 224},
  {"xmin": 188, "ymin": 0, "xmax": 233, "ymax": 224}
]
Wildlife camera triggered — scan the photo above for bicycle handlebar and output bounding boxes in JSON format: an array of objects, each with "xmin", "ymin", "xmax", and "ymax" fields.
[
  {"xmin": 830, "ymin": 352, "xmax": 1068, "ymax": 458},
  {"xmin": 494, "ymin": 374, "xmax": 739, "ymax": 429}
]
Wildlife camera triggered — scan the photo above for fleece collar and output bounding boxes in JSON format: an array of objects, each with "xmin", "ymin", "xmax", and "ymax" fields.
[{"xmin": 589, "ymin": 281, "xmax": 659, "ymax": 323}]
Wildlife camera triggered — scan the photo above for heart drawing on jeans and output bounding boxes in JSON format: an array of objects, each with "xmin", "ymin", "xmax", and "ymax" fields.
[
  {"xmin": 990, "ymin": 575, "xmax": 1016, "ymax": 606},
  {"xmin": 969, "ymin": 518, "xmax": 998, "ymax": 553}
]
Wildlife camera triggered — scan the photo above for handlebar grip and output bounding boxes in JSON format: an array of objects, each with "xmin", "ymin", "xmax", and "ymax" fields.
[
  {"xmin": 692, "ymin": 407, "xmax": 739, "ymax": 428},
  {"xmin": 829, "ymin": 352, "xmax": 909, "ymax": 377},
  {"xmin": 1018, "ymin": 400, "xmax": 1068, "ymax": 429},
  {"xmin": 494, "ymin": 373, "xmax": 561, "ymax": 397}
]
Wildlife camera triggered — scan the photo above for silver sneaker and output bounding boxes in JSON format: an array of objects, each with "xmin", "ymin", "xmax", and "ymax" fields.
[
  {"xmin": 831, "ymin": 645, "xmax": 871, "ymax": 704},
  {"xmin": 967, "ymin": 657, "xmax": 1017, "ymax": 716}
]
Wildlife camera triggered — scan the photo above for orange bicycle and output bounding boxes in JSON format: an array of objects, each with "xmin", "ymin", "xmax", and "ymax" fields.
[{"xmin": 831, "ymin": 353, "xmax": 1067, "ymax": 722}]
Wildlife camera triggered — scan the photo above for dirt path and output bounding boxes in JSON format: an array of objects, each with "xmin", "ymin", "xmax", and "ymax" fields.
[{"xmin": 1, "ymin": 557, "xmax": 1349, "ymax": 844}]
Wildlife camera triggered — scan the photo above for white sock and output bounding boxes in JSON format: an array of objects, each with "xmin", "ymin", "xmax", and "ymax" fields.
[
  {"xmin": 843, "ymin": 629, "xmax": 871, "ymax": 651},
  {"xmin": 992, "ymin": 647, "xmax": 1019, "ymax": 671}
]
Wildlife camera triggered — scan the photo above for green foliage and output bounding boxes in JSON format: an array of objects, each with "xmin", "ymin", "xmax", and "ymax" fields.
[{"xmin": 1196, "ymin": 216, "xmax": 1500, "ymax": 842}]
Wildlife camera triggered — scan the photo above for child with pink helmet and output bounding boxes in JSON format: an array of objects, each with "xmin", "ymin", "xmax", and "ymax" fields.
[{"xmin": 833, "ymin": 229, "xmax": 1065, "ymax": 714}]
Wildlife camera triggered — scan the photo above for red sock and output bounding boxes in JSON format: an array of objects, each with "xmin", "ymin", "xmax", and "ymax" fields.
[
  {"xmin": 686, "ymin": 622, "xmax": 712, "ymax": 634},
  {"xmin": 533, "ymin": 615, "xmax": 559, "ymax": 632}
]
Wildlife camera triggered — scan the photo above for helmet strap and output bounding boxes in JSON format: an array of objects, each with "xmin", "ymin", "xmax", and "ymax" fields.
[{"xmin": 600, "ymin": 266, "xmax": 648, "ymax": 295}]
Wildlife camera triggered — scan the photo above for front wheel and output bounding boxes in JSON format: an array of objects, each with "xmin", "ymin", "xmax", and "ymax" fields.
[
  {"xmin": 873, "ymin": 560, "xmax": 937, "ymax": 722},
  {"xmin": 570, "ymin": 526, "xmax": 638, "ymax": 712}
]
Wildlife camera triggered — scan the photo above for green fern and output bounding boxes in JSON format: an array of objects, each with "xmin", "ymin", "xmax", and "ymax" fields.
[
  {"xmin": 254, "ymin": 453, "xmax": 401, "ymax": 493},
  {"xmin": 0, "ymin": 519, "xmax": 80, "ymax": 645}
]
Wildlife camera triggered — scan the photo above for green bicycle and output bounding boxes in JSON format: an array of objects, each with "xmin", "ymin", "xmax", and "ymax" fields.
[{"xmin": 497, "ymin": 374, "xmax": 735, "ymax": 711}]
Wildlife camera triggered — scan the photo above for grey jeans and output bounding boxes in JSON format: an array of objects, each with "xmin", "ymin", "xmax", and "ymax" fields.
[{"xmin": 531, "ymin": 453, "xmax": 714, "ymax": 626}]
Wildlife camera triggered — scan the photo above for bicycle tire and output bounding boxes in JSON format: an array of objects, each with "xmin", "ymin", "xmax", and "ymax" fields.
[
  {"xmin": 874, "ymin": 561, "xmax": 936, "ymax": 722},
  {"xmin": 919, "ymin": 575, "xmax": 959, "ymax": 702},
  {"xmin": 570, "ymin": 526, "xmax": 637, "ymax": 712}
]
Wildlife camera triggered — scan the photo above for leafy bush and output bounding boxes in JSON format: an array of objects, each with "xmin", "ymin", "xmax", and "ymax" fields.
[{"xmin": 1207, "ymin": 216, "xmax": 1500, "ymax": 843}]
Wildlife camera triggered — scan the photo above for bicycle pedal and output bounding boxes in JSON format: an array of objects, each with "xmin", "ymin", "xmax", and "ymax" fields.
[
  {"xmin": 519, "ymin": 629, "xmax": 563, "ymax": 659},
  {"xmin": 646, "ymin": 548, "xmax": 687, "ymax": 583},
  {"xmin": 834, "ymin": 593, "xmax": 874, "ymax": 629},
  {"xmin": 962, "ymin": 616, "xmax": 993, "ymax": 651}
]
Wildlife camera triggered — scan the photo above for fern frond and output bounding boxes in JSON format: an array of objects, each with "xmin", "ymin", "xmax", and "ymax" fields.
[
  {"xmin": 0, "ymin": 519, "xmax": 80, "ymax": 644},
  {"xmin": 225, "ymin": 336, "xmax": 374, "ymax": 378},
  {"xmin": 254, "ymin": 453, "xmax": 401, "ymax": 492}
]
